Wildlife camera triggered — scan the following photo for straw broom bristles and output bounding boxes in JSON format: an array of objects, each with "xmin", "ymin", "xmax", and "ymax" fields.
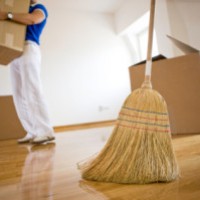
[
  {"xmin": 78, "ymin": 0, "xmax": 179, "ymax": 184},
  {"xmin": 79, "ymin": 83, "xmax": 179, "ymax": 184}
]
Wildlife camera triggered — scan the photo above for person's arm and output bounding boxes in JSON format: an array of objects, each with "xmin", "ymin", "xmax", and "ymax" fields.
[{"xmin": 0, "ymin": 9, "xmax": 45, "ymax": 25}]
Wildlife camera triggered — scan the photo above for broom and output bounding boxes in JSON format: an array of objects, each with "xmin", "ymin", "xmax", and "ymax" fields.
[{"xmin": 79, "ymin": 0, "xmax": 179, "ymax": 184}]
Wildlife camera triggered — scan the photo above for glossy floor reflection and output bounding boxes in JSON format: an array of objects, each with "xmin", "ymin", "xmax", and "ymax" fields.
[{"xmin": 0, "ymin": 127, "xmax": 200, "ymax": 200}]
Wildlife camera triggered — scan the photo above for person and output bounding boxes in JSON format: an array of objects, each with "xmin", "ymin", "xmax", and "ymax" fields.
[{"xmin": 0, "ymin": 0, "xmax": 55, "ymax": 144}]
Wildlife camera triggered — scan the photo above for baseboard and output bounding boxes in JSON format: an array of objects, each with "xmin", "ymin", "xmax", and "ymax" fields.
[
  {"xmin": 53, "ymin": 120, "xmax": 200, "ymax": 137},
  {"xmin": 53, "ymin": 119, "xmax": 116, "ymax": 133}
]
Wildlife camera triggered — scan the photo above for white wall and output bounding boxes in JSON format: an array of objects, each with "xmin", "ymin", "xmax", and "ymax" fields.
[
  {"xmin": 155, "ymin": 0, "xmax": 173, "ymax": 58},
  {"xmin": 114, "ymin": 0, "xmax": 149, "ymax": 34},
  {"xmin": 40, "ymin": 4, "xmax": 133, "ymax": 126},
  {"xmin": 0, "ymin": 67, "xmax": 11, "ymax": 95},
  {"xmin": 166, "ymin": 0, "xmax": 200, "ymax": 54}
]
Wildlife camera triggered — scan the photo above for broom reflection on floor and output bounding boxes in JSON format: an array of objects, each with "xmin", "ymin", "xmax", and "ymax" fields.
[{"xmin": 79, "ymin": 179, "xmax": 180, "ymax": 199}]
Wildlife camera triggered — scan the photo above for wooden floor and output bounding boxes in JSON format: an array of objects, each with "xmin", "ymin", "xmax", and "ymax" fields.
[{"xmin": 0, "ymin": 127, "xmax": 200, "ymax": 200}]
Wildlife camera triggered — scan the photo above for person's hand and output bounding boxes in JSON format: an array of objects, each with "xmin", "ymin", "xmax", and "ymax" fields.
[{"xmin": 0, "ymin": 9, "xmax": 7, "ymax": 20}]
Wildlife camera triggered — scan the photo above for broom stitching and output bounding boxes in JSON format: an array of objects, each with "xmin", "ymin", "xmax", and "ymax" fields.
[
  {"xmin": 118, "ymin": 118, "xmax": 170, "ymax": 128},
  {"xmin": 122, "ymin": 106, "xmax": 168, "ymax": 115},
  {"xmin": 119, "ymin": 112, "xmax": 169, "ymax": 122},
  {"xmin": 117, "ymin": 123, "xmax": 170, "ymax": 133}
]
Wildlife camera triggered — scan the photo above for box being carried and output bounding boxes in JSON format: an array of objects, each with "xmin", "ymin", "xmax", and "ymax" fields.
[
  {"xmin": 0, "ymin": 0, "xmax": 29, "ymax": 66},
  {"xmin": 129, "ymin": 36, "xmax": 200, "ymax": 134}
]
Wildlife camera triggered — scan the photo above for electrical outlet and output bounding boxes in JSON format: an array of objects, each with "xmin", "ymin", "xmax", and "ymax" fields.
[{"xmin": 98, "ymin": 106, "xmax": 109, "ymax": 112}]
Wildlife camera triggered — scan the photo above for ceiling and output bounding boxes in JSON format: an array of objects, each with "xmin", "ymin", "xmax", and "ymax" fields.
[{"xmin": 50, "ymin": 0, "xmax": 127, "ymax": 14}]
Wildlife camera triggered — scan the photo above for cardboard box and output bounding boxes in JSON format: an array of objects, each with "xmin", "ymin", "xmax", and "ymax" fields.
[
  {"xmin": 129, "ymin": 36, "xmax": 200, "ymax": 134},
  {"xmin": 0, "ymin": 0, "xmax": 29, "ymax": 65},
  {"xmin": 0, "ymin": 95, "xmax": 26, "ymax": 140}
]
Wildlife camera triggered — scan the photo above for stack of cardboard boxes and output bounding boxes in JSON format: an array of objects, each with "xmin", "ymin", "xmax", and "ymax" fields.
[{"xmin": 0, "ymin": 0, "xmax": 29, "ymax": 140}]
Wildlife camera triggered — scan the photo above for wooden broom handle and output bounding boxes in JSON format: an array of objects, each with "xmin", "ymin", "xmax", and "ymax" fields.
[
  {"xmin": 143, "ymin": 0, "xmax": 156, "ymax": 87},
  {"xmin": 147, "ymin": 0, "xmax": 155, "ymax": 61}
]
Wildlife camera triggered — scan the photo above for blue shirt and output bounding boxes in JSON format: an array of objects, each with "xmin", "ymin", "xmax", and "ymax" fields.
[{"xmin": 25, "ymin": 4, "xmax": 48, "ymax": 45}]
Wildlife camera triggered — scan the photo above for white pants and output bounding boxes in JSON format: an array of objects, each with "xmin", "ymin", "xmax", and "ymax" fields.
[{"xmin": 10, "ymin": 41, "xmax": 54, "ymax": 138}]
